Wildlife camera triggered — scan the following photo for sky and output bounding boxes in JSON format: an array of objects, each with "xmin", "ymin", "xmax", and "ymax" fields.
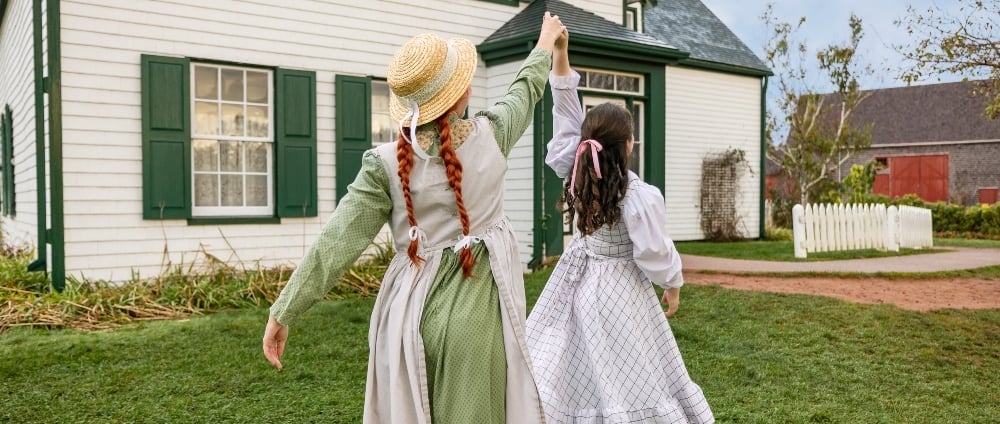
[{"xmin": 699, "ymin": 0, "xmax": 970, "ymax": 90}]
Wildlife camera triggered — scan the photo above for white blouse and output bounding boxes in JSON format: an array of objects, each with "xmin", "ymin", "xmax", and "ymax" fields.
[{"xmin": 546, "ymin": 71, "xmax": 684, "ymax": 288}]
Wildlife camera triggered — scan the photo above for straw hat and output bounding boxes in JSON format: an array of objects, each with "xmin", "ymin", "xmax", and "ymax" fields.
[{"xmin": 388, "ymin": 33, "xmax": 478, "ymax": 127}]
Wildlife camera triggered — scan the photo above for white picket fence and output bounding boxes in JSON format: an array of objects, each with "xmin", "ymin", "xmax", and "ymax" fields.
[{"xmin": 791, "ymin": 203, "xmax": 933, "ymax": 258}]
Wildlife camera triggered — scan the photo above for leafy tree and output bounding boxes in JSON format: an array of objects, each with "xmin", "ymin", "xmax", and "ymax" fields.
[
  {"xmin": 762, "ymin": 4, "xmax": 874, "ymax": 206},
  {"xmin": 895, "ymin": 0, "xmax": 1000, "ymax": 118}
]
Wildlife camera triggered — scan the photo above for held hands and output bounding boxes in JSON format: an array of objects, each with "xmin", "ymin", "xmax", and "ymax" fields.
[
  {"xmin": 537, "ymin": 11, "xmax": 567, "ymax": 52},
  {"xmin": 262, "ymin": 315, "xmax": 289, "ymax": 370},
  {"xmin": 661, "ymin": 287, "xmax": 680, "ymax": 318}
]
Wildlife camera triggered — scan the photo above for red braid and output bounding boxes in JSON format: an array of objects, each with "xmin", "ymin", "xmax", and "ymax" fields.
[
  {"xmin": 396, "ymin": 132, "xmax": 423, "ymax": 265},
  {"xmin": 436, "ymin": 114, "xmax": 475, "ymax": 277}
]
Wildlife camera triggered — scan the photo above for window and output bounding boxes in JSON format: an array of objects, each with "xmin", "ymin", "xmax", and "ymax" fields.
[
  {"xmin": 141, "ymin": 55, "xmax": 317, "ymax": 221},
  {"xmin": 371, "ymin": 80, "xmax": 397, "ymax": 147},
  {"xmin": 191, "ymin": 64, "xmax": 273, "ymax": 217},
  {"xmin": 0, "ymin": 104, "xmax": 13, "ymax": 217},
  {"xmin": 576, "ymin": 67, "xmax": 646, "ymax": 178},
  {"xmin": 624, "ymin": 1, "xmax": 644, "ymax": 32}
]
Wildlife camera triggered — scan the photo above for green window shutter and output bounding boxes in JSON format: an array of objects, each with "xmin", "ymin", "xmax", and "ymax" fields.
[
  {"xmin": 141, "ymin": 55, "xmax": 190, "ymax": 219},
  {"xmin": 3, "ymin": 106, "xmax": 13, "ymax": 217},
  {"xmin": 0, "ymin": 109, "xmax": 6, "ymax": 216},
  {"xmin": 334, "ymin": 75, "xmax": 371, "ymax": 202},
  {"xmin": 275, "ymin": 68, "xmax": 318, "ymax": 217}
]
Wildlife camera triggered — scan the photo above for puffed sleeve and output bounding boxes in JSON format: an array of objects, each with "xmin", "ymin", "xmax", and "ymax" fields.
[
  {"xmin": 270, "ymin": 150, "xmax": 392, "ymax": 325},
  {"xmin": 545, "ymin": 70, "xmax": 584, "ymax": 178},
  {"xmin": 622, "ymin": 180, "xmax": 684, "ymax": 288}
]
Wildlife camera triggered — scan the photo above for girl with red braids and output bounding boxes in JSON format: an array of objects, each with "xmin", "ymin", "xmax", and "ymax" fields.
[
  {"xmin": 262, "ymin": 12, "xmax": 566, "ymax": 424},
  {"xmin": 524, "ymin": 28, "xmax": 714, "ymax": 424}
]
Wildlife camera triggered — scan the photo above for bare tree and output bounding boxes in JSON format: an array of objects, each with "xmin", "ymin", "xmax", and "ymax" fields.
[
  {"xmin": 896, "ymin": 0, "xmax": 1000, "ymax": 118},
  {"xmin": 763, "ymin": 4, "xmax": 874, "ymax": 205}
]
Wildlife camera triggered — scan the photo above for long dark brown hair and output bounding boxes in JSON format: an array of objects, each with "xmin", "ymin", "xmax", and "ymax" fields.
[
  {"xmin": 562, "ymin": 102, "xmax": 633, "ymax": 236},
  {"xmin": 396, "ymin": 113, "xmax": 476, "ymax": 277}
]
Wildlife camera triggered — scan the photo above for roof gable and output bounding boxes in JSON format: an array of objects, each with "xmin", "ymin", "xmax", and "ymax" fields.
[
  {"xmin": 644, "ymin": 0, "xmax": 771, "ymax": 75},
  {"xmin": 480, "ymin": 0, "xmax": 686, "ymax": 65}
]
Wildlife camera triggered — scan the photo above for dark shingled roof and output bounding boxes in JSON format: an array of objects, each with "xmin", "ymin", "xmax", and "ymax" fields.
[
  {"xmin": 482, "ymin": 0, "xmax": 680, "ymax": 52},
  {"xmin": 850, "ymin": 80, "xmax": 1000, "ymax": 145},
  {"xmin": 644, "ymin": 0, "xmax": 771, "ymax": 74}
]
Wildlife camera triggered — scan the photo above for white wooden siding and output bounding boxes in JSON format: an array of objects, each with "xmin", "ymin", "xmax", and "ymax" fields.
[
  {"xmin": 663, "ymin": 66, "xmax": 762, "ymax": 241},
  {"xmin": 489, "ymin": 61, "xmax": 536, "ymax": 270},
  {"xmin": 573, "ymin": 0, "xmax": 623, "ymax": 24},
  {"xmin": 57, "ymin": 0, "xmax": 542, "ymax": 280},
  {"xmin": 0, "ymin": 0, "xmax": 43, "ymax": 249}
]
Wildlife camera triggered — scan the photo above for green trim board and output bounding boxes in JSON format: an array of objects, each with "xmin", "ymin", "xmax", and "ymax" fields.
[
  {"xmin": 28, "ymin": 0, "xmax": 45, "ymax": 273},
  {"xmin": 530, "ymin": 102, "xmax": 544, "ymax": 268},
  {"xmin": 478, "ymin": 0, "xmax": 518, "ymax": 5},
  {"xmin": 759, "ymin": 76, "xmax": 768, "ymax": 239},
  {"xmin": 46, "ymin": 0, "xmax": 64, "ymax": 291}
]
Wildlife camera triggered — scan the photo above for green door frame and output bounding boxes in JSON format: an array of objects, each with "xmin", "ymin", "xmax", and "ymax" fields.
[{"xmin": 533, "ymin": 53, "xmax": 665, "ymax": 261}]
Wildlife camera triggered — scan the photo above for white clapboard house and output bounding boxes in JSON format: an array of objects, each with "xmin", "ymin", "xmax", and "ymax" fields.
[{"xmin": 0, "ymin": 0, "xmax": 770, "ymax": 287}]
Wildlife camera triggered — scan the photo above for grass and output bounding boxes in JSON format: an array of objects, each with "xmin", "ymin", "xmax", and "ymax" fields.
[
  {"xmin": 674, "ymin": 240, "xmax": 944, "ymax": 261},
  {"xmin": 2, "ymin": 268, "xmax": 998, "ymax": 423},
  {"xmin": 933, "ymin": 237, "xmax": 1000, "ymax": 249}
]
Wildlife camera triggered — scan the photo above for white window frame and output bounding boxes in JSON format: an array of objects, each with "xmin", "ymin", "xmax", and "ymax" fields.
[{"xmin": 190, "ymin": 63, "xmax": 275, "ymax": 217}]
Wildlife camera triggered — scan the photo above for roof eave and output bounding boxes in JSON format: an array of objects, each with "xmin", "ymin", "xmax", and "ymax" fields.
[
  {"xmin": 479, "ymin": 33, "xmax": 689, "ymax": 67},
  {"xmin": 678, "ymin": 57, "xmax": 773, "ymax": 78}
]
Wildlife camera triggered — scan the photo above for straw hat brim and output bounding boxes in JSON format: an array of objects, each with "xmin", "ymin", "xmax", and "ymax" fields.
[{"xmin": 389, "ymin": 38, "xmax": 478, "ymax": 127}]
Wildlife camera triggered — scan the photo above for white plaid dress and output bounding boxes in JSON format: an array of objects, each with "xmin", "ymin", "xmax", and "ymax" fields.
[{"xmin": 525, "ymin": 70, "xmax": 713, "ymax": 424}]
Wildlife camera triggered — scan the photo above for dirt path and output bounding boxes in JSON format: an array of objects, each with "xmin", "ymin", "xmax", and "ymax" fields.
[{"xmin": 684, "ymin": 271, "xmax": 1000, "ymax": 311}]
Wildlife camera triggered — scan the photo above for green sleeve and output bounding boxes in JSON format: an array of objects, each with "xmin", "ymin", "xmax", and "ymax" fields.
[
  {"xmin": 476, "ymin": 48, "xmax": 553, "ymax": 157},
  {"xmin": 270, "ymin": 150, "xmax": 392, "ymax": 325}
]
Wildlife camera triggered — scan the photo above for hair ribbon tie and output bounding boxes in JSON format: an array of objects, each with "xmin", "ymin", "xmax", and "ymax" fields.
[{"xmin": 570, "ymin": 139, "xmax": 603, "ymax": 194}]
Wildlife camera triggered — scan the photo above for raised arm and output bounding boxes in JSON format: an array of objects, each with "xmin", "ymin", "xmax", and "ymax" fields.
[
  {"xmin": 544, "ymin": 28, "xmax": 583, "ymax": 178},
  {"xmin": 478, "ymin": 12, "xmax": 564, "ymax": 156}
]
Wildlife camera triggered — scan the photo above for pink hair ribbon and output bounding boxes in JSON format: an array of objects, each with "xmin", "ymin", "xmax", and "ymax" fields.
[{"xmin": 570, "ymin": 139, "xmax": 603, "ymax": 194}]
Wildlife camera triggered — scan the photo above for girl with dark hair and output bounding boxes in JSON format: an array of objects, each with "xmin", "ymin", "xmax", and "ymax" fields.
[
  {"xmin": 262, "ymin": 13, "xmax": 567, "ymax": 424},
  {"xmin": 525, "ymin": 30, "xmax": 714, "ymax": 424}
]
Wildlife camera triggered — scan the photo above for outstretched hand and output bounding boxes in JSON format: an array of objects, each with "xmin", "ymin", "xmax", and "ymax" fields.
[
  {"xmin": 662, "ymin": 287, "xmax": 680, "ymax": 318},
  {"xmin": 262, "ymin": 315, "xmax": 288, "ymax": 370}
]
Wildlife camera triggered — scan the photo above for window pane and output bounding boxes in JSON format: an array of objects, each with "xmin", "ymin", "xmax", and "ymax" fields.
[
  {"xmin": 629, "ymin": 142, "xmax": 642, "ymax": 175},
  {"xmin": 577, "ymin": 71, "xmax": 588, "ymax": 87},
  {"xmin": 193, "ymin": 139, "xmax": 218, "ymax": 171},
  {"xmin": 221, "ymin": 68, "xmax": 244, "ymax": 102},
  {"xmin": 633, "ymin": 103, "xmax": 643, "ymax": 140},
  {"xmin": 617, "ymin": 75, "xmax": 639, "ymax": 93},
  {"xmin": 372, "ymin": 114, "xmax": 393, "ymax": 145},
  {"xmin": 246, "ymin": 105, "xmax": 268, "ymax": 138},
  {"xmin": 194, "ymin": 66, "xmax": 218, "ymax": 100},
  {"xmin": 220, "ymin": 141, "xmax": 242, "ymax": 172},
  {"xmin": 221, "ymin": 104, "xmax": 245, "ymax": 137},
  {"xmin": 246, "ymin": 142, "xmax": 268, "ymax": 172},
  {"xmin": 221, "ymin": 175, "xmax": 244, "ymax": 206},
  {"xmin": 371, "ymin": 82, "xmax": 390, "ymax": 112},
  {"xmin": 194, "ymin": 174, "xmax": 218, "ymax": 207},
  {"xmin": 589, "ymin": 73, "xmax": 614, "ymax": 90},
  {"xmin": 246, "ymin": 175, "xmax": 268, "ymax": 206},
  {"xmin": 246, "ymin": 71, "xmax": 268, "ymax": 104},
  {"xmin": 194, "ymin": 101, "xmax": 219, "ymax": 135}
]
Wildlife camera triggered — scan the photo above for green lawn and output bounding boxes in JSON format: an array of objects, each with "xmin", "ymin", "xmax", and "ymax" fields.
[
  {"xmin": 674, "ymin": 240, "xmax": 946, "ymax": 262},
  {"xmin": 2, "ymin": 270, "xmax": 997, "ymax": 423}
]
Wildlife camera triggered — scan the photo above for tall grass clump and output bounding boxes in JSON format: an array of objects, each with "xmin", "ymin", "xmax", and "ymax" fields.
[{"xmin": 1, "ymin": 241, "xmax": 394, "ymax": 332}]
